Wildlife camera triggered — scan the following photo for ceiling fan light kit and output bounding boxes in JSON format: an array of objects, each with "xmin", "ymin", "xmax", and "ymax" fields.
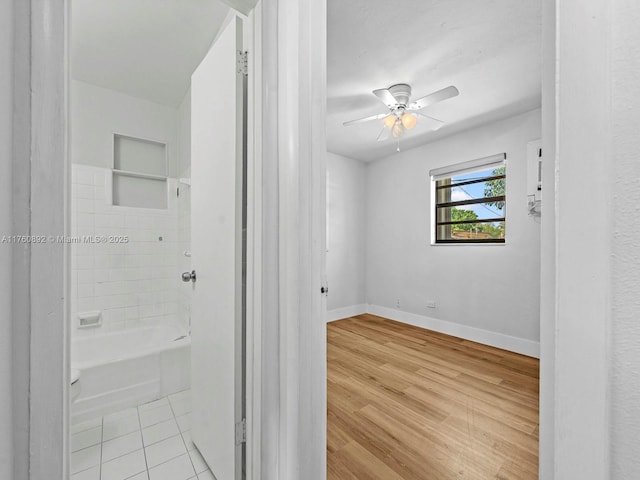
[
  {"xmin": 401, "ymin": 112, "xmax": 417, "ymax": 130},
  {"xmin": 343, "ymin": 83, "xmax": 459, "ymax": 146}
]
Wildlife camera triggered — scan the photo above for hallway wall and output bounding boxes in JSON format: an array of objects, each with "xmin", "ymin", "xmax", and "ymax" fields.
[
  {"xmin": 0, "ymin": 0, "xmax": 14, "ymax": 477},
  {"xmin": 610, "ymin": 0, "xmax": 640, "ymax": 475}
]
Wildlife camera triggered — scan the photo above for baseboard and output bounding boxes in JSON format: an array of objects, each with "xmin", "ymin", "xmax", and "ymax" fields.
[
  {"xmin": 326, "ymin": 304, "xmax": 368, "ymax": 323},
  {"xmin": 366, "ymin": 304, "xmax": 540, "ymax": 358}
]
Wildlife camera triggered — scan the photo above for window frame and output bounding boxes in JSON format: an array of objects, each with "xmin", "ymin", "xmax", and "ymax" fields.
[{"xmin": 430, "ymin": 153, "xmax": 507, "ymax": 245}]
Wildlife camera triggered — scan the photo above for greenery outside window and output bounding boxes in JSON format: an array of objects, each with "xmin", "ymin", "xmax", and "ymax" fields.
[{"xmin": 431, "ymin": 153, "xmax": 506, "ymax": 244}]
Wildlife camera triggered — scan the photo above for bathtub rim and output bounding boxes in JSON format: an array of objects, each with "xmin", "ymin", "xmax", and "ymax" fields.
[{"xmin": 71, "ymin": 325, "xmax": 191, "ymax": 371}]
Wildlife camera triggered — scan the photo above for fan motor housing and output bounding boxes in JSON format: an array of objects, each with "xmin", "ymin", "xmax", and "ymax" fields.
[{"xmin": 388, "ymin": 83, "xmax": 412, "ymax": 106}]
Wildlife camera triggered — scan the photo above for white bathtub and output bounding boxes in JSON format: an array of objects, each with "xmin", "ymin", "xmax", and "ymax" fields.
[{"xmin": 71, "ymin": 323, "xmax": 191, "ymax": 424}]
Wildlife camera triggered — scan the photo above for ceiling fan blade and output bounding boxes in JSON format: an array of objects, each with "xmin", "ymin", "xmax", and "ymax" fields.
[
  {"xmin": 343, "ymin": 112, "xmax": 387, "ymax": 127},
  {"xmin": 417, "ymin": 112, "xmax": 445, "ymax": 131},
  {"xmin": 377, "ymin": 125, "xmax": 391, "ymax": 142},
  {"xmin": 408, "ymin": 86, "xmax": 459, "ymax": 111},
  {"xmin": 372, "ymin": 88, "xmax": 399, "ymax": 108}
]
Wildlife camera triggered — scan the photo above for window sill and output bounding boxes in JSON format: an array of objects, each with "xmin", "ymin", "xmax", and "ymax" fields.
[{"xmin": 430, "ymin": 242, "xmax": 506, "ymax": 246}]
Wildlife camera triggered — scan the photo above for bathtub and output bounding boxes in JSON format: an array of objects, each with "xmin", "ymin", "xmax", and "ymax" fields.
[{"xmin": 71, "ymin": 323, "xmax": 191, "ymax": 424}]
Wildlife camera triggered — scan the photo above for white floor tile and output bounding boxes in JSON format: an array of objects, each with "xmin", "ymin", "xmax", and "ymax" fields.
[
  {"xmin": 181, "ymin": 431, "xmax": 196, "ymax": 451},
  {"xmin": 103, "ymin": 407, "xmax": 138, "ymax": 423},
  {"xmin": 168, "ymin": 390, "xmax": 191, "ymax": 405},
  {"xmin": 70, "ymin": 417, "xmax": 102, "ymax": 435},
  {"xmin": 189, "ymin": 448, "xmax": 209, "ymax": 474},
  {"xmin": 142, "ymin": 418, "xmax": 180, "ymax": 446},
  {"xmin": 70, "ymin": 393, "xmax": 208, "ymax": 480},
  {"xmin": 102, "ymin": 430, "xmax": 143, "ymax": 463},
  {"xmin": 70, "ymin": 444, "xmax": 101, "ymax": 474},
  {"xmin": 103, "ymin": 414, "xmax": 141, "ymax": 442},
  {"xmin": 127, "ymin": 472, "xmax": 150, "ymax": 480},
  {"xmin": 71, "ymin": 425, "xmax": 102, "ymax": 452},
  {"xmin": 176, "ymin": 413, "xmax": 191, "ymax": 433},
  {"xmin": 144, "ymin": 434, "xmax": 187, "ymax": 468},
  {"xmin": 169, "ymin": 398, "xmax": 192, "ymax": 417},
  {"xmin": 70, "ymin": 465, "xmax": 100, "ymax": 480},
  {"xmin": 139, "ymin": 404, "xmax": 174, "ymax": 428},
  {"xmin": 101, "ymin": 449, "xmax": 146, "ymax": 480},
  {"xmin": 148, "ymin": 453, "xmax": 195, "ymax": 480},
  {"xmin": 197, "ymin": 470, "xmax": 216, "ymax": 480},
  {"xmin": 138, "ymin": 397, "xmax": 169, "ymax": 412}
]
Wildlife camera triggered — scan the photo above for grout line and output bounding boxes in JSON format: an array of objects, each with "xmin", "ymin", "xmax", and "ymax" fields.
[
  {"xmin": 72, "ymin": 393, "xmax": 193, "ymax": 479},
  {"xmin": 99, "ymin": 415, "xmax": 104, "ymax": 480},
  {"xmin": 169, "ymin": 393, "xmax": 198, "ymax": 477},
  {"xmin": 136, "ymin": 403, "xmax": 151, "ymax": 480}
]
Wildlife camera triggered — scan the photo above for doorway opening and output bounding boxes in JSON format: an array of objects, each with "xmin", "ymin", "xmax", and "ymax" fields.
[
  {"xmin": 325, "ymin": 0, "xmax": 542, "ymax": 477},
  {"xmin": 66, "ymin": 3, "xmax": 250, "ymax": 479}
]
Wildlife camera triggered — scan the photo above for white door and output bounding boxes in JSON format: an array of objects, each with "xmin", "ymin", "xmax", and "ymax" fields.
[{"xmin": 190, "ymin": 15, "xmax": 244, "ymax": 480}]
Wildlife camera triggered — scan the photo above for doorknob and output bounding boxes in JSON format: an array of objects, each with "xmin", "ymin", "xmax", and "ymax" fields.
[{"xmin": 182, "ymin": 270, "xmax": 197, "ymax": 283}]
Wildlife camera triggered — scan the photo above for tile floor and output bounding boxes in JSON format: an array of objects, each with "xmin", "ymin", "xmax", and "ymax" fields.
[{"xmin": 70, "ymin": 390, "xmax": 216, "ymax": 480}]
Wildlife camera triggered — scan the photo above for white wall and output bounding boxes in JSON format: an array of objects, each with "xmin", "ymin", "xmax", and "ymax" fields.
[
  {"xmin": 176, "ymin": 88, "xmax": 192, "ymax": 178},
  {"xmin": 611, "ymin": 0, "xmax": 640, "ymax": 476},
  {"xmin": 0, "ymin": 0, "xmax": 14, "ymax": 477},
  {"xmin": 71, "ymin": 79, "xmax": 179, "ymax": 177},
  {"xmin": 70, "ymin": 165, "xmax": 182, "ymax": 337},
  {"xmin": 326, "ymin": 152, "xmax": 366, "ymax": 315},
  {"xmin": 553, "ymin": 0, "xmax": 612, "ymax": 477},
  {"xmin": 69, "ymin": 81, "xmax": 192, "ymax": 337},
  {"xmin": 365, "ymin": 109, "xmax": 541, "ymax": 348}
]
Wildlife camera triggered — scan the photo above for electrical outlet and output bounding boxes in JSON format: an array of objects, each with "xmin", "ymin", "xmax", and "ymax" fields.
[
  {"xmin": 396, "ymin": 299, "xmax": 401, "ymax": 308},
  {"xmin": 426, "ymin": 301, "xmax": 436, "ymax": 309}
]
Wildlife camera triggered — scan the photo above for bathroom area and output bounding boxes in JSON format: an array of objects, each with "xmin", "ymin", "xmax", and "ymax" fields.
[
  {"xmin": 67, "ymin": 1, "xmax": 244, "ymax": 479},
  {"xmin": 69, "ymin": 81, "xmax": 194, "ymax": 423}
]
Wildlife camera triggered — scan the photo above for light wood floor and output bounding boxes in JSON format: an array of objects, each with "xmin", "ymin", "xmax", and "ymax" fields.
[{"xmin": 327, "ymin": 314, "xmax": 539, "ymax": 480}]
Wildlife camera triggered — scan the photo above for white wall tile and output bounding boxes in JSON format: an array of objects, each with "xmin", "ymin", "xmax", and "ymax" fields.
[{"xmin": 70, "ymin": 165, "xmax": 190, "ymax": 338}]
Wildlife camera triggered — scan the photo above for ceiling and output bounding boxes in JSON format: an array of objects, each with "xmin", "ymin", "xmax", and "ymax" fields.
[
  {"xmin": 71, "ymin": 0, "xmax": 230, "ymax": 107},
  {"xmin": 327, "ymin": 0, "xmax": 542, "ymax": 161}
]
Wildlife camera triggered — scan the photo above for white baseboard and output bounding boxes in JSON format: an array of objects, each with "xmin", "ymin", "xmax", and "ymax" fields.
[
  {"xmin": 326, "ymin": 304, "xmax": 368, "ymax": 323},
  {"xmin": 366, "ymin": 304, "xmax": 540, "ymax": 358}
]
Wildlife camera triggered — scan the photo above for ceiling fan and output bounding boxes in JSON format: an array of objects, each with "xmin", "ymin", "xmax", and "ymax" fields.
[{"xmin": 343, "ymin": 84, "xmax": 459, "ymax": 142}]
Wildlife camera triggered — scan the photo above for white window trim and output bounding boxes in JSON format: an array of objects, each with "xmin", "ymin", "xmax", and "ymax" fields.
[{"xmin": 430, "ymin": 153, "xmax": 507, "ymax": 246}]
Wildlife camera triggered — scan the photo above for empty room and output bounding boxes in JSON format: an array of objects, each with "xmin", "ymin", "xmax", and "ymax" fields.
[{"xmin": 325, "ymin": 0, "xmax": 542, "ymax": 478}]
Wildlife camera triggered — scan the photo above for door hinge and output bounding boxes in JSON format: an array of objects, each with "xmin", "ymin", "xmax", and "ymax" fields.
[
  {"xmin": 235, "ymin": 418, "xmax": 247, "ymax": 445},
  {"xmin": 237, "ymin": 50, "xmax": 248, "ymax": 75}
]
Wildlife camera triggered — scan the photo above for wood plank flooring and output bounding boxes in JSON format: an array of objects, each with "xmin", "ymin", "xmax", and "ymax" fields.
[{"xmin": 327, "ymin": 314, "xmax": 539, "ymax": 480}]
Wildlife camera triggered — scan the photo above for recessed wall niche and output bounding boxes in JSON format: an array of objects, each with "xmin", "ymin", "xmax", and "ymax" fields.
[{"xmin": 112, "ymin": 134, "xmax": 168, "ymax": 209}]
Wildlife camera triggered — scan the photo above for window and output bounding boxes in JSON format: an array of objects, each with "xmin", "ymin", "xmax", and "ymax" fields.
[
  {"xmin": 112, "ymin": 134, "xmax": 168, "ymax": 209},
  {"xmin": 431, "ymin": 153, "xmax": 506, "ymax": 244}
]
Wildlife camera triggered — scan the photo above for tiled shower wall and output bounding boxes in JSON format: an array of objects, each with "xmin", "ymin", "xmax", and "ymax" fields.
[{"xmin": 70, "ymin": 164, "xmax": 191, "ymax": 337}]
